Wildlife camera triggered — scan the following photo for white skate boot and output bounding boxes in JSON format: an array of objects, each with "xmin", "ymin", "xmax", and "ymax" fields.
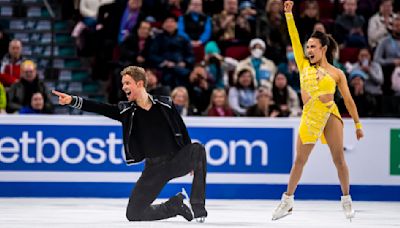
[
  {"xmin": 272, "ymin": 193, "xmax": 294, "ymax": 220},
  {"xmin": 341, "ymin": 195, "xmax": 355, "ymax": 221}
]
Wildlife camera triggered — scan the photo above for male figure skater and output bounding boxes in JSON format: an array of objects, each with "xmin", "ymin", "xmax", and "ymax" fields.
[{"xmin": 52, "ymin": 66, "xmax": 207, "ymax": 222}]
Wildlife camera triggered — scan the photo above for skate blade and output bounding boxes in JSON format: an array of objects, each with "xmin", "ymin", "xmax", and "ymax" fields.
[
  {"xmin": 196, "ymin": 217, "xmax": 206, "ymax": 223},
  {"xmin": 181, "ymin": 188, "xmax": 194, "ymax": 219},
  {"xmin": 272, "ymin": 211, "xmax": 292, "ymax": 221}
]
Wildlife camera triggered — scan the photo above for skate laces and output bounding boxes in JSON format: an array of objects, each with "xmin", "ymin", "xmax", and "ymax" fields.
[
  {"xmin": 275, "ymin": 200, "xmax": 290, "ymax": 213},
  {"xmin": 342, "ymin": 200, "xmax": 352, "ymax": 212}
]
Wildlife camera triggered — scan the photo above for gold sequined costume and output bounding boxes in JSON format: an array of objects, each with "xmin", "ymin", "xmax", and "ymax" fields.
[{"xmin": 285, "ymin": 13, "xmax": 342, "ymax": 144}]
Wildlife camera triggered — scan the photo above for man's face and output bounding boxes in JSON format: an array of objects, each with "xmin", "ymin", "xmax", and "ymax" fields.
[
  {"xmin": 121, "ymin": 74, "xmax": 143, "ymax": 102},
  {"xmin": 9, "ymin": 40, "xmax": 22, "ymax": 59},
  {"xmin": 21, "ymin": 64, "xmax": 37, "ymax": 82},
  {"xmin": 163, "ymin": 18, "xmax": 177, "ymax": 34},
  {"xmin": 189, "ymin": 0, "xmax": 203, "ymax": 13},
  {"xmin": 224, "ymin": 0, "xmax": 238, "ymax": 14}
]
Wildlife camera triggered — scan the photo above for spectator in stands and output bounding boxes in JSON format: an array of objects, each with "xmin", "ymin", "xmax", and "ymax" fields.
[
  {"xmin": 203, "ymin": 41, "xmax": 237, "ymax": 88},
  {"xmin": 391, "ymin": 66, "xmax": 400, "ymax": 95},
  {"xmin": 271, "ymin": 72, "xmax": 301, "ymax": 117},
  {"xmin": 146, "ymin": 68, "xmax": 171, "ymax": 96},
  {"xmin": 229, "ymin": 67, "xmax": 256, "ymax": 115},
  {"xmin": 187, "ymin": 65, "xmax": 213, "ymax": 114},
  {"xmin": 246, "ymin": 86, "xmax": 279, "ymax": 117},
  {"xmin": 368, "ymin": 0, "xmax": 396, "ymax": 49},
  {"xmin": 351, "ymin": 48, "xmax": 384, "ymax": 96},
  {"xmin": 119, "ymin": 21, "xmax": 152, "ymax": 68},
  {"xmin": 171, "ymin": 86, "xmax": 199, "ymax": 116},
  {"xmin": 235, "ymin": 1, "xmax": 257, "ymax": 43},
  {"xmin": 93, "ymin": 0, "xmax": 145, "ymax": 80},
  {"xmin": 160, "ymin": 0, "xmax": 184, "ymax": 21},
  {"xmin": 110, "ymin": 20, "xmax": 152, "ymax": 102},
  {"xmin": 374, "ymin": 16, "xmax": 400, "ymax": 94},
  {"xmin": 297, "ymin": 0, "xmax": 320, "ymax": 44},
  {"xmin": 0, "ymin": 81, "xmax": 6, "ymax": 113},
  {"xmin": 19, "ymin": 92, "xmax": 53, "ymax": 114},
  {"xmin": 334, "ymin": 0, "xmax": 367, "ymax": 48},
  {"xmin": 72, "ymin": 0, "xmax": 115, "ymax": 38},
  {"xmin": 278, "ymin": 45, "xmax": 300, "ymax": 94},
  {"xmin": 212, "ymin": 0, "xmax": 239, "ymax": 47},
  {"xmin": 0, "ymin": 27, "xmax": 10, "ymax": 59},
  {"xmin": 313, "ymin": 21, "xmax": 326, "ymax": 33},
  {"xmin": 339, "ymin": 70, "xmax": 377, "ymax": 117},
  {"xmin": 148, "ymin": 15, "xmax": 195, "ymax": 88},
  {"xmin": 234, "ymin": 38, "xmax": 277, "ymax": 89},
  {"xmin": 265, "ymin": 0, "xmax": 288, "ymax": 64},
  {"xmin": 178, "ymin": 0, "xmax": 212, "ymax": 48},
  {"xmin": 206, "ymin": 88, "xmax": 234, "ymax": 116},
  {"xmin": 0, "ymin": 39, "xmax": 24, "ymax": 87},
  {"xmin": 6, "ymin": 60, "xmax": 53, "ymax": 113}
]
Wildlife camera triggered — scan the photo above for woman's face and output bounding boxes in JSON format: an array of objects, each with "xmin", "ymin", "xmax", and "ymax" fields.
[
  {"xmin": 306, "ymin": 38, "xmax": 325, "ymax": 64},
  {"xmin": 238, "ymin": 71, "xmax": 252, "ymax": 87},
  {"xmin": 305, "ymin": 2, "xmax": 319, "ymax": 18},
  {"xmin": 275, "ymin": 73, "xmax": 287, "ymax": 89},
  {"xmin": 213, "ymin": 91, "xmax": 226, "ymax": 107},
  {"xmin": 358, "ymin": 49, "xmax": 371, "ymax": 62},
  {"xmin": 31, "ymin": 92, "xmax": 44, "ymax": 110},
  {"xmin": 173, "ymin": 91, "xmax": 187, "ymax": 106}
]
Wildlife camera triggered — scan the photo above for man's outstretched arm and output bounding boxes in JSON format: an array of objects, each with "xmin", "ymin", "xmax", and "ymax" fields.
[{"xmin": 52, "ymin": 90, "xmax": 122, "ymax": 122}]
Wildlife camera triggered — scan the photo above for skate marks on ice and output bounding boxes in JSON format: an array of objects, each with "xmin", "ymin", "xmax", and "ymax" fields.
[{"xmin": 0, "ymin": 198, "xmax": 399, "ymax": 228}]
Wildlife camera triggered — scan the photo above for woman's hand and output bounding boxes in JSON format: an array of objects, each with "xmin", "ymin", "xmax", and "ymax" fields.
[
  {"xmin": 356, "ymin": 129, "xmax": 364, "ymax": 140},
  {"xmin": 284, "ymin": 1, "xmax": 294, "ymax": 13}
]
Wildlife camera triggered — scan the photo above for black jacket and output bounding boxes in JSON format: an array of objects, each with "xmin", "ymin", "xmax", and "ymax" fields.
[{"xmin": 70, "ymin": 95, "xmax": 191, "ymax": 164}]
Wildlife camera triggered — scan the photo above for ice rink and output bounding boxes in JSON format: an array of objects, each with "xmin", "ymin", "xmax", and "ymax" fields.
[{"xmin": 1, "ymin": 198, "xmax": 399, "ymax": 228}]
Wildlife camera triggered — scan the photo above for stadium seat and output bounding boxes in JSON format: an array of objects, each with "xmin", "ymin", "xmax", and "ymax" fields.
[
  {"xmin": 339, "ymin": 47, "xmax": 360, "ymax": 64},
  {"xmin": 224, "ymin": 45, "xmax": 249, "ymax": 61}
]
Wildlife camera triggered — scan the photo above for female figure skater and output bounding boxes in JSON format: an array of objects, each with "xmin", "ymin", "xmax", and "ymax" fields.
[{"xmin": 272, "ymin": 0, "xmax": 364, "ymax": 221}]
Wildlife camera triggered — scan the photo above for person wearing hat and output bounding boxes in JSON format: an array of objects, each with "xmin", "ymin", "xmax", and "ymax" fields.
[
  {"xmin": 236, "ymin": 1, "xmax": 257, "ymax": 42},
  {"xmin": 337, "ymin": 69, "xmax": 377, "ymax": 117},
  {"xmin": 203, "ymin": 41, "xmax": 238, "ymax": 88},
  {"xmin": 233, "ymin": 38, "xmax": 277, "ymax": 89}
]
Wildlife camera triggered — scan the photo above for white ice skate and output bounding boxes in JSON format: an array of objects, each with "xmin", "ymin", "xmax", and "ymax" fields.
[
  {"xmin": 272, "ymin": 193, "xmax": 294, "ymax": 220},
  {"xmin": 341, "ymin": 195, "xmax": 355, "ymax": 221}
]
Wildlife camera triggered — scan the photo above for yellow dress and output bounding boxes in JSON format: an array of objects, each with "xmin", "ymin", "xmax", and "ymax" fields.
[{"xmin": 285, "ymin": 13, "xmax": 342, "ymax": 144}]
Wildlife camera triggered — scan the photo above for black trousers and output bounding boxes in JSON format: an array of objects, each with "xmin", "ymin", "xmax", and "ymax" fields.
[{"xmin": 126, "ymin": 143, "xmax": 207, "ymax": 221}]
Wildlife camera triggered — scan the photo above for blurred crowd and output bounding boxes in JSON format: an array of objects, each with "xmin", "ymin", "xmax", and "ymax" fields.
[{"xmin": 1, "ymin": 0, "xmax": 400, "ymax": 117}]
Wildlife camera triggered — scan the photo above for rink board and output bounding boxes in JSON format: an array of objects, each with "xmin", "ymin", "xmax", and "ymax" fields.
[{"xmin": 1, "ymin": 116, "xmax": 400, "ymax": 200}]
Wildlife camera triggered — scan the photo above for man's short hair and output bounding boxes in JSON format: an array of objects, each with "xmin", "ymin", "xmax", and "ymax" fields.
[
  {"xmin": 21, "ymin": 60, "xmax": 37, "ymax": 71},
  {"xmin": 120, "ymin": 66, "xmax": 148, "ymax": 88}
]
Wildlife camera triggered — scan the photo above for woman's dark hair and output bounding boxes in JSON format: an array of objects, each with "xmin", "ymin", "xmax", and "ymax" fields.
[
  {"xmin": 272, "ymin": 72, "xmax": 288, "ymax": 106},
  {"xmin": 309, "ymin": 31, "xmax": 338, "ymax": 64},
  {"xmin": 235, "ymin": 69, "xmax": 255, "ymax": 89}
]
